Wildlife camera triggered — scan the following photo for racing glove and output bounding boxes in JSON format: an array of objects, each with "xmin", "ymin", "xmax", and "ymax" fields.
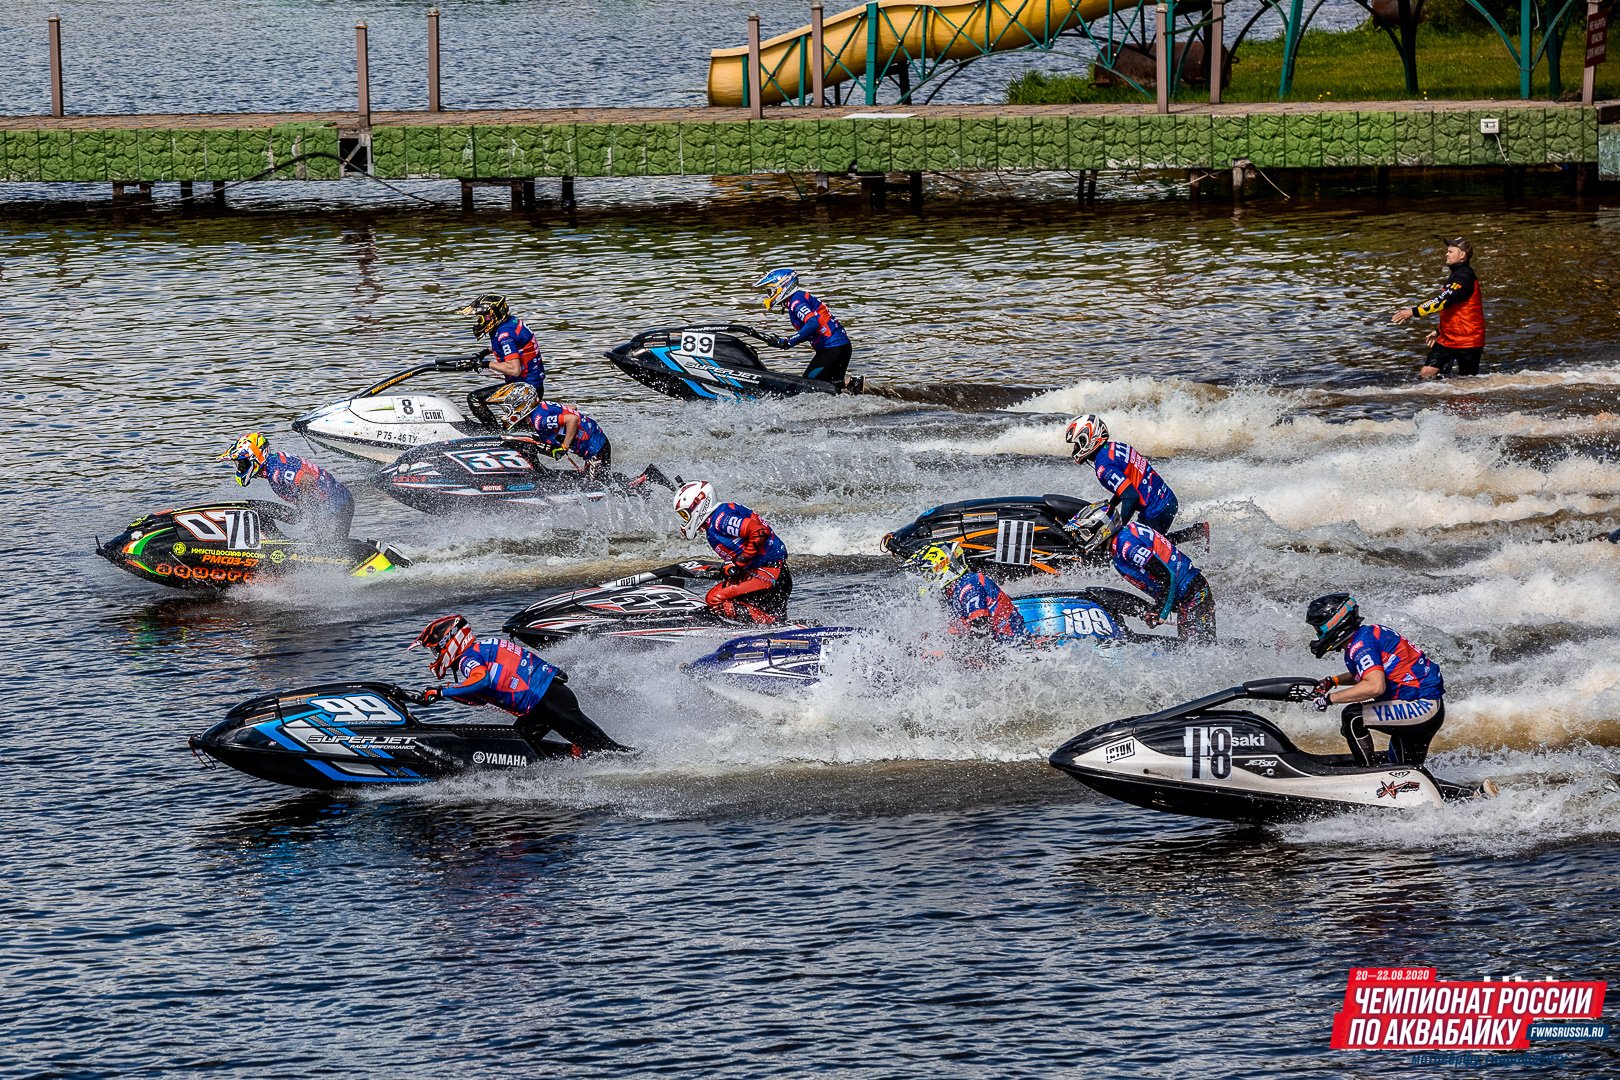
[
  {"xmin": 770, "ymin": 336, "xmax": 791, "ymax": 349},
  {"xmin": 1310, "ymin": 694, "xmax": 1332, "ymax": 712},
  {"xmin": 414, "ymin": 687, "xmax": 442, "ymax": 704},
  {"xmin": 1312, "ymin": 677, "xmax": 1338, "ymax": 696},
  {"xmin": 720, "ymin": 562, "xmax": 743, "ymax": 582},
  {"xmin": 546, "ymin": 446, "xmax": 569, "ymax": 460}
]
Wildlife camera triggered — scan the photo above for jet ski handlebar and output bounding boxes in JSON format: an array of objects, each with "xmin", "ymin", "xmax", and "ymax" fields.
[{"xmin": 1131, "ymin": 677, "xmax": 1321, "ymax": 726}]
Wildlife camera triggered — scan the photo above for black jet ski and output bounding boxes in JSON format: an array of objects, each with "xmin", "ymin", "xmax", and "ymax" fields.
[
  {"xmin": 96, "ymin": 501, "xmax": 409, "ymax": 590},
  {"xmin": 882, "ymin": 495, "xmax": 1210, "ymax": 577},
  {"xmin": 374, "ymin": 435, "xmax": 666, "ymax": 514},
  {"xmin": 292, "ymin": 353, "xmax": 498, "ymax": 464},
  {"xmin": 504, "ymin": 561, "xmax": 808, "ymax": 647},
  {"xmin": 190, "ymin": 681, "xmax": 584, "ymax": 790},
  {"xmin": 1049, "ymin": 677, "xmax": 1494, "ymax": 823},
  {"xmin": 606, "ymin": 325, "xmax": 849, "ymax": 402},
  {"xmin": 684, "ymin": 588, "xmax": 1169, "ymax": 694}
]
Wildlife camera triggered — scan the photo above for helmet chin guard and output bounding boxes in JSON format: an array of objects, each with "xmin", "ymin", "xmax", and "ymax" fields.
[{"xmin": 673, "ymin": 480, "xmax": 716, "ymax": 540}]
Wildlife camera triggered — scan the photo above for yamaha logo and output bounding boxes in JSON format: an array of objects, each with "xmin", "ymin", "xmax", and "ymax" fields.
[{"xmin": 472, "ymin": 751, "xmax": 529, "ymax": 767}]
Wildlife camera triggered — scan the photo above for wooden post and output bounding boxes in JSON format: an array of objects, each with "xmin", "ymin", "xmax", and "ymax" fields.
[
  {"xmin": 1582, "ymin": 0, "xmax": 1602, "ymax": 106},
  {"xmin": 460, "ymin": 180, "xmax": 473, "ymax": 212},
  {"xmin": 510, "ymin": 181, "xmax": 522, "ymax": 211},
  {"xmin": 356, "ymin": 23, "xmax": 371, "ymax": 127},
  {"xmin": 212, "ymin": 180, "xmax": 226, "ymax": 209},
  {"xmin": 1210, "ymin": 0, "xmax": 1224, "ymax": 105},
  {"xmin": 747, "ymin": 14, "xmax": 764, "ymax": 119},
  {"xmin": 811, "ymin": 2, "xmax": 825, "ymax": 107},
  {"xmin": 48, "ymin": 15, "xmax": 64, "ymax": 116},
  {"xmin": 180, "ymin": 180, "xmax": 193, "ymax": 203},
  {"xmin": 1155, "ymin": 4, "xmax": 1170, "ymax": 114},
  {"xmin": 561, "ymin": 176, "xmax": 576, "ymax": 210},
  {"xmin": 427, "ymin": 8, "xmax": 442, "ymax": 112}
]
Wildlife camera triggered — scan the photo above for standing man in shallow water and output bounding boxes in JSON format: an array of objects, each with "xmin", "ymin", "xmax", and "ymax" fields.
[{"xmin": 1391, "ymin": 237, "xmax": 1484, "ymax": 379}]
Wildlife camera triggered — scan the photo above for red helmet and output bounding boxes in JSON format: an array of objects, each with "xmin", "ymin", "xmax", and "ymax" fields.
[
  {"xmin": 409, "ymin": 615, "xmax": 476, "ymax": 679},
  {"xmin": 1064, "ymin": 414, "xmax": 1109, "ymax": 461}
]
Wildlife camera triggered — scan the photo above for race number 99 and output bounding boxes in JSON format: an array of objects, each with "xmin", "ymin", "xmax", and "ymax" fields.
[{"xmin": 677, "ymin": 332, "xmax": 716, "ymax": 358}]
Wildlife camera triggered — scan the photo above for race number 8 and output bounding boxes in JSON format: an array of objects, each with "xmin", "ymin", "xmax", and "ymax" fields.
[{"xmin": 678, "ymin": 332, "xmax": 716, "ymax": 358}]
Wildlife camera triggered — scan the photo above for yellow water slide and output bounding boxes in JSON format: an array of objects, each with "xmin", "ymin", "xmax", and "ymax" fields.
[{"xmin": 708, "ymin": 0, "xmax": 1138, "ymax": 108}]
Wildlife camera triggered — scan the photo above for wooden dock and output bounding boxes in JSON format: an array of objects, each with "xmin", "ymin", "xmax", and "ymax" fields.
[{"xmin": 0, "ymin": 100, "xmax": 1612, "ymax": 188}]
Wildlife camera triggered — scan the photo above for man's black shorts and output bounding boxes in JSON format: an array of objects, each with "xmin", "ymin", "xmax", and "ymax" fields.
[{"xmin": 1426, "ymin": 343, "xmax": 1482, "ymax": 377}]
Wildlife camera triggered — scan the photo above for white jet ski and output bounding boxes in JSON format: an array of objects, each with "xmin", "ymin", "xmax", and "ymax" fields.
[
  {"xmin": 292, "ymin": 354, "xmax": 498, "ymax": 463},
  {"xmin": 1049, "ymin": 677, "xmax": 1494, "ymax": 823}
]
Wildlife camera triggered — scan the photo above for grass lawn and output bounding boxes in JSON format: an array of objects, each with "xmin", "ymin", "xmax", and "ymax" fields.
[{"xmin": 1007, "ymin": 23, "xmax": 1620, "ymax": 104}]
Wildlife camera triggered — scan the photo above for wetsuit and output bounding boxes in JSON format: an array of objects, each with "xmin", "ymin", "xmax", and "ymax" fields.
[
  {"xmin": 943, "ymin": 572, "xmax": 1027, "ymax": 643},
  {"xmin": 470, "ymin": 315, "xmax": 546, "ymax": 421},
  {"xmin": 438, "ymin": 637, "xmax": 625, "ymax": 753},
  {"xmin": 701, "ymin": 502, "xmax": 792, "ymax": 623},
  {"xmin": 260, "ymin": 450, "xmax": 355, "ymax": 538},
  {"xmin": 1332, "ymin": 624, "xmax": 1445, "ymax": 766},
  {"xmin": 780, "ymin": 288, "xmax": 853, "ymax": 385},
  {"xmin": 1089, "ymin": 442, "xmax": 1178, "ymax": 532},
  {"xmin": 520, "ymin": 401, "xmax": 612, "ymax": 468},
  {"xmin": 1108, "ymin": 522, "xmax": 1215, "ymax": 643},
  {"xmin": 1414, "ymin": 262, "xmax": 1484, "ymax": 376}
]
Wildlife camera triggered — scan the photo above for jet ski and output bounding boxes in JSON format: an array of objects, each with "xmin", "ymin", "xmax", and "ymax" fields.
[
  {"xmin": 190, "ymin": 681, "xmax": 583, "ymax": 790},
  {"xmin": 504, "ymin": 560, "xmax": 808, "ymax": 647},
  {"xmin": 292, "ymin": 353, "xmax": 497, "ymax": 463},
  {"xmin": 1048, "ymin": 677, "xmax": 1494, "ymax": 823},
  {"xmin": 374, "ymin": 435, "xmax": 665, "ymax": 514},
  {"xmin": 882, "ymin": 495, "xmax": 1211, "ymax": 577},
  {"xmin": 96, "ymin": 501, "xmax": 409, "ymax": 590},
  {"xmin": 605, "ymin": 325, "xmax": 849, "ymax": 402},
  {"xmin": 685, "ymin": 588, "xmax": 1165, "ymax": 694}
]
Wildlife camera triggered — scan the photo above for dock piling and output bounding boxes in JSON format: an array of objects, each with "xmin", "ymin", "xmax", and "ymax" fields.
[
  {"xmin": 1155, "ymin": 4, "xmax": 1169, "ymax": 115},
  {"xmin": 212, "ymin": 180, "xmax": 226, "ymax": 209},
  {"xmin": 356, "ymin": 23, "xmax": 371, "ymax": 128},
  {"xmin": 48, "ymin": 15, "xmax": 64, "ymax": 117},
  {"xmin": 428, "ymin": 8, "xmax": 442, "ymax": 112},
  {"xmin": 811, "ymin": 3, "xmax": 825, "ymax": 107},
  {"xmin": 561, "ymin": 176, "xmax": 576, "ymax": 211},
  {"xmin": 747, "ymin": 15, "xmax": 763, "ymax": 120},
  {"xmin": 1210, "ymin": 0, "xmax": 1224, "ymax": 106}
]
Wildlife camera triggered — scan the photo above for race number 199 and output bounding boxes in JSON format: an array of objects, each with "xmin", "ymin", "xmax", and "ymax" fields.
[{"xmin": 678, "ymin": 332, "xmax": 716, "ymax": 358}]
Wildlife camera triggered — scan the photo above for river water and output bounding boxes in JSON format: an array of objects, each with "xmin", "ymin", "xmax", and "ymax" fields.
[{"xmin": 4, "ymin": 4, "xmax": 1620, "ymax": 1078}]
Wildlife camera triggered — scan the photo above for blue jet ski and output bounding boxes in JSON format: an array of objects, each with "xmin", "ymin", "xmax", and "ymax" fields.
[{"xmin": 605, "ymin": 325, "xmax": 853, "ymax": 402}]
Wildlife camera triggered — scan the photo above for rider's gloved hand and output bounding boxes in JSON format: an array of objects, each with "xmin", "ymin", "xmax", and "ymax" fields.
[
  {"xmin": 721, "ymin": 562, "xmax": 743, "ymax": 582},
  {"xmin": 770, "ymin": 336, "xmax": 791, "ymax": 349},
  {"xmin": 547, "ymin": 446, "xmax": 569, "ymax": 460},
  {"xmin": 417, "ymin": 686, "xmax": 442, "ymax": 704},
  {"xmin": 1312, "ymin": 677, "xmax": 1337, "ymax": 696},
  {"xmin": 1141, "ymin": 612, "xmax": 1161, "ymax": 628},
  {"xmin": 1310, "ymin": 694, "xmax": 1331, "ymax": 712}
]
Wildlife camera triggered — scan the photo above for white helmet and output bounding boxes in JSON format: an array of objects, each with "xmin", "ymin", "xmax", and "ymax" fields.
[
  {"xmin": 1065, "ymin": 414, "xmax": 1109, "ymax": 461},
  {"xmin": 673, "ymin": 480, "xmax": 716, "ymax": 540},
  {"xmin": 1071, "ymin": 501, "xmax": 1121, "ymax": 554}
]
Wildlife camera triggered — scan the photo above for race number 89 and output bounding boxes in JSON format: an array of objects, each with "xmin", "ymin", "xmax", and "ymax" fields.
[{"xmin": 678, "ymin": 332, "xmax": 716, "ymax": 358}]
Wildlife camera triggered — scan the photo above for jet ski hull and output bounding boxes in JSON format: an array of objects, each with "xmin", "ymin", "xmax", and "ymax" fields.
[
  {"xmin": 375, "ymin": 436, "xmax": 612, "ymax": 514},
  {"xmin": 606, "ymin": 326, "xmax": 841, "ymax": 402},
  {"xmin": 190, "ymin": 682, "xmax": 577, "ymax": 790},
  {"xmin": 1049, "ymin": 677, "xmax": 1490, "ymax": 823},
  {"xmin": 96, "ymin": 501, "xmax": 408, "ymax": 590}
]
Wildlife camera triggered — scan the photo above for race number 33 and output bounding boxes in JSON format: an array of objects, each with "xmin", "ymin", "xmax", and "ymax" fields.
[
  {"xmin": 1184, "ymin": 725, "xmax": 1232, "ymax": 779},
  {"xmin": 677, "ymin": 331, "xmax": 716, "ymax": 358}
]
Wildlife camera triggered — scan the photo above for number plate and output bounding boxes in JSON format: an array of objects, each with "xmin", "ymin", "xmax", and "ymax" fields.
[{"xmin": 675, "ymin": 332, "xmax": 717, "ymax": 359}]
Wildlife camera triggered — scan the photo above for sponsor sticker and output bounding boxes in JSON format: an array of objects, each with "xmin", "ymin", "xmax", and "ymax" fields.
[{"xmin": 1103, "ymin": 738, "xmax": 1136, "ymax": 763}]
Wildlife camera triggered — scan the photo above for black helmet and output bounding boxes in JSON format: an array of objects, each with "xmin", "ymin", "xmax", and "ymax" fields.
[
  {"xmin": 1306, "ymin": 593, "xmax": 1360, "ymax": 658},
  {"xmin": 457, "ymin": 293, "xmax": 510, "ymax": 337}
]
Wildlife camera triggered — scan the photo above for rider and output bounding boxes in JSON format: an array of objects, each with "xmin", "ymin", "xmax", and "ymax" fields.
[
  {"xmin": 1070, "ymin": 503, "xmax": 1216, "ymax": 643},
  {"xmin": 1064, "ymin": 414, "xmax": 1178, "ymax": 533},
  {"xmin": 457, "ymin": 293, "xmax": 546, "ymax": 421},
  {"xmin": 487, "ymin": 383, "xmax": 670, "ymax": 491},
  {"xmin": 754, "ymin": 268, "xmax": 862, "ymax": 393},
  {"xmin": 908, "ymin": 542, "xmax": 1026, "ymax": 643},
  {"xmin": 218, "ymin": 432, "xmax": 355, "ymax": 539},
  {"xmin": 409, "ymin": 615, "xmax": 628, "ymax": 755},
  {"xmin": 1303, "ymin": 594, "xmax": 1445, "ymax": 767},
  {"xmin": 673, "ymin": 480, "xmax": 792, "ymax": 623}
]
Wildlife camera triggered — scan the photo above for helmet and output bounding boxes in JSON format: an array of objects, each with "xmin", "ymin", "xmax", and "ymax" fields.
[
  {"xmin": 409, "ymin": 614, "xmax": 477, "ymax": 680},
  {"xmin": 217, "ymin": 432, "xmax": 268, "ymax": 486},
  {"xmin": 753, "ymin": 267, "xmax": 799, "ymax": 311},
  {"xmin": 456, "ymin": 293, "xmax": 510, "ymax": 337},
  {"xmin": 1306, "ymin": 594, "xmax": 1361, "ymax": 658},
  {"xmin": 906, "ymin": 542, "xmax": 968, "ymax": 589},
  {"xmin": 488, "ymin": 382, "xmax": 539, "ymax": 431},
  {"xmin": 1070, "ymin": 500, "xmax": 1120, "ymax": 554},
  {"xmin": 673, "ymin": 480, "xmax": 716, "ymax": 540},
  {"xmin": 1065, "ymin": 414, "xmax": 1109, "ymax": 461}
]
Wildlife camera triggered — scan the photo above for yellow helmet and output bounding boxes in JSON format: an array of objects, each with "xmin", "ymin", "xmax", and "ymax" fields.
[
  {"xmin": 906, "ymin": 542, "xmax": 967, "ymax": 588},
  {"xmin": 217, "ymin": 432, "xmax": 268, "ymax": 486}
]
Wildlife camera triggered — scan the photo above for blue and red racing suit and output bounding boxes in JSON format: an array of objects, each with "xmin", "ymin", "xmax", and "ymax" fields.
[
  {"xmin": 489, "ymin": 315, "xmax": 546, "ymax": 392},
  {"xmin": 260, "ymin": 450, "xmax": 355, "ymax": 536},
  {"xmin": 1341, "ymin": 625, "xmax": 1445, "ymax": 701},
  {"xmin": 1109, "ymin": 522, "xmax": 1216, "ymax": 643},
  {"xmin": 1091, "ymin": 441, "xmax": 1178, "ymax": 533},
  {"xmin": 439, "ymin": 637, "xmax": 560, "ymax": 714},
  {"xmin": 943, "ymin": 572, "xmax": 1027, "ymax": 643},
  {"xmin": 781, "ymin": 289, "xmax": 849, "ymax": 350},
  {"xmin": 700, "ymin": 502, "xmax": 792, "ymax": 623},
  {"xmin": 522, "ymin": 401, "xmax": 609, "ymax": 463}
]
